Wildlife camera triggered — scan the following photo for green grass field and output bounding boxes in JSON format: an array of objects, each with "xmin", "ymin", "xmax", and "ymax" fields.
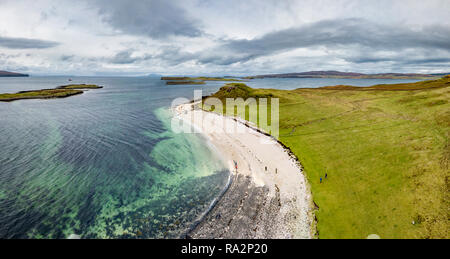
[{"xmin": 204, "ymin": 77, "xmax": 450, "ymax": 239}]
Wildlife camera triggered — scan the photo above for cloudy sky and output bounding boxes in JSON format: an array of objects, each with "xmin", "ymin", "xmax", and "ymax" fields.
[{"xmin": 0, "ymin": 0, "xmax": 449, "ymax": 76}]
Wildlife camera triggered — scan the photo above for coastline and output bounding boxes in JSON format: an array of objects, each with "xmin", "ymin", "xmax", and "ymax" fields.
[{"xmin": 174, "ymin": 102, "xmax": 313, "ymax": 239}]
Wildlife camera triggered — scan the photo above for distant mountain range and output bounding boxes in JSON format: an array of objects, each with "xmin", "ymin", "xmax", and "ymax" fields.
[
  {"xmin": 245, "ymin": 71, "xmax": 448, "ymax": 79},
  {"xmin": 0, "ymin": 70, "xmax": 29, "ymax": 77}
]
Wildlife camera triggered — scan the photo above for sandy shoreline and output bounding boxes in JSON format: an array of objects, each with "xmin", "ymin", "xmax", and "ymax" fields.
[{"xmin": 174, "ymin": 102, "xmax": 313, "ymax": 239}]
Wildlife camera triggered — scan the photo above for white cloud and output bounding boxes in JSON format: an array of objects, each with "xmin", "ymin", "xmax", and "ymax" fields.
[{"xmin": 0, "ymin": 0, "xmax": 449, "ymax": 75}]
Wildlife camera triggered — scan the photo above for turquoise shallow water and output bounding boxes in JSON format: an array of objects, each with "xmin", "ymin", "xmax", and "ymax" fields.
[
  {"xmin": 0, "ymin": 76, "xmax": 420, "ymax": 239},
  {"xmin": 0, "ymin": 77, "xmax": 229, "ymax": 239}
]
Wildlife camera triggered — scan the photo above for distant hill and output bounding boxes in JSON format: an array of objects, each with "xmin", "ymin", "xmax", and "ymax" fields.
[
  {"xmin": 245, "ymin": 71, "xmax": 441, "ymax": 79},
  {"xmin": 147, "ymin": 74, "xmax": 163, "ymax": 78},
  {"xmin": 0, "ymin": 70, "xmax": 29, "ymax": 77},
  {"xmin": 430, "ymin": 73, "xmax": 450, "ymax": 76}
]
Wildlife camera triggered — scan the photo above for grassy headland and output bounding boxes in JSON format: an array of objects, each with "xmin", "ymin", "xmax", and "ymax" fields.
[
  {"xmin": 0, "ymin": 84, "xmax": 102, "ymax": 102},
  {"xmin": 203, "ymin": 77, "xmax": 450, "ymax": 239}
]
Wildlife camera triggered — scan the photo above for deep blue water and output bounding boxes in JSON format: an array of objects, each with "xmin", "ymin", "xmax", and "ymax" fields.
[{"xmin": 0, "ymin": 76, "xmax": 421, "ymax": 238}]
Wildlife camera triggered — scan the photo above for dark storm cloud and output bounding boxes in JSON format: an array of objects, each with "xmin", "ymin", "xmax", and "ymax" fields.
[
  {"xmin": 94, "ymin": 0, "xmax": 202, "ymax": 39},
  {"xmin": 347, "ymin": 57, "xmax": 394, "ymax": 64},
  {"xmin": 347, "ymin": 56, "xmax": 450, "ymax": 65},
  {"xmin": 195, "ymin": 18, "xmax": 450, "ymax": 65},
  {"xmin": 110, "ymin": 50, "xmax": 140, "ymax": 64},
  {"xmin": 0, "ymin": 36, "xmax": 59, "ymax": 49},
  {"xmin": 60, "ymin": 55, "xmax": 74, "ymax": 61},
  {"xmin": 109, "ymin": 50, "xmax": 152, "ymax": 64},
  {"xmin": 406, "ymin": 58, "xmax": 450, "ymax": 64},
  {"xmin": 152, "ymin": 46, "xmax": 197, "ymax": 65}
]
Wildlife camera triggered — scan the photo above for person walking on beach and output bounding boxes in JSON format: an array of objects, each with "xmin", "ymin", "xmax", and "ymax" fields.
[{"xmin": 320, "ymin": 177, "xmax": 322, "ymax": 183}]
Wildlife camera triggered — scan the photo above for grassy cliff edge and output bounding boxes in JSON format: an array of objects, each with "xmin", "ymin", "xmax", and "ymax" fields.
[{"xmin": 202, "ymin": 77, "xmax": 450, "ymax": 238}]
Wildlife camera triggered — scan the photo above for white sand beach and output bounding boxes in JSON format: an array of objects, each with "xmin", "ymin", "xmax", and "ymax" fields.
[{"xmin": 174, "ymin": 102, "xmax": 313, "ymax": 239}]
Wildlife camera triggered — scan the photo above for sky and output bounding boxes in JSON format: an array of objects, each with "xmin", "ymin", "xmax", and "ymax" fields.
[{"xmin": 0, "ymin": 0, "xmax": 449, "ymax": 76}]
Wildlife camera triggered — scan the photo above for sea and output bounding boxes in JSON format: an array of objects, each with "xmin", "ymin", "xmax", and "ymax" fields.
[{"xmin": 0, "ymin": 76, "xmax": 420, "ymax": 238}]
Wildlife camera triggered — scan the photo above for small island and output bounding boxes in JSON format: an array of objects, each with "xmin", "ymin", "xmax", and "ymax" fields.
[
  {"xmin": 161, "ymin": 76, "xmax": 242, "ymax": 85},
  {"xmin": 0, "ymin": 84, "xmax": 103, "ymax": 102},
  {"xmin": 57, "ymin": 84, "xmax": 103, "ymax": 89},
  {"xmin": 166, "ymin": 80, "xmax": 206, "ymax": 85}
]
